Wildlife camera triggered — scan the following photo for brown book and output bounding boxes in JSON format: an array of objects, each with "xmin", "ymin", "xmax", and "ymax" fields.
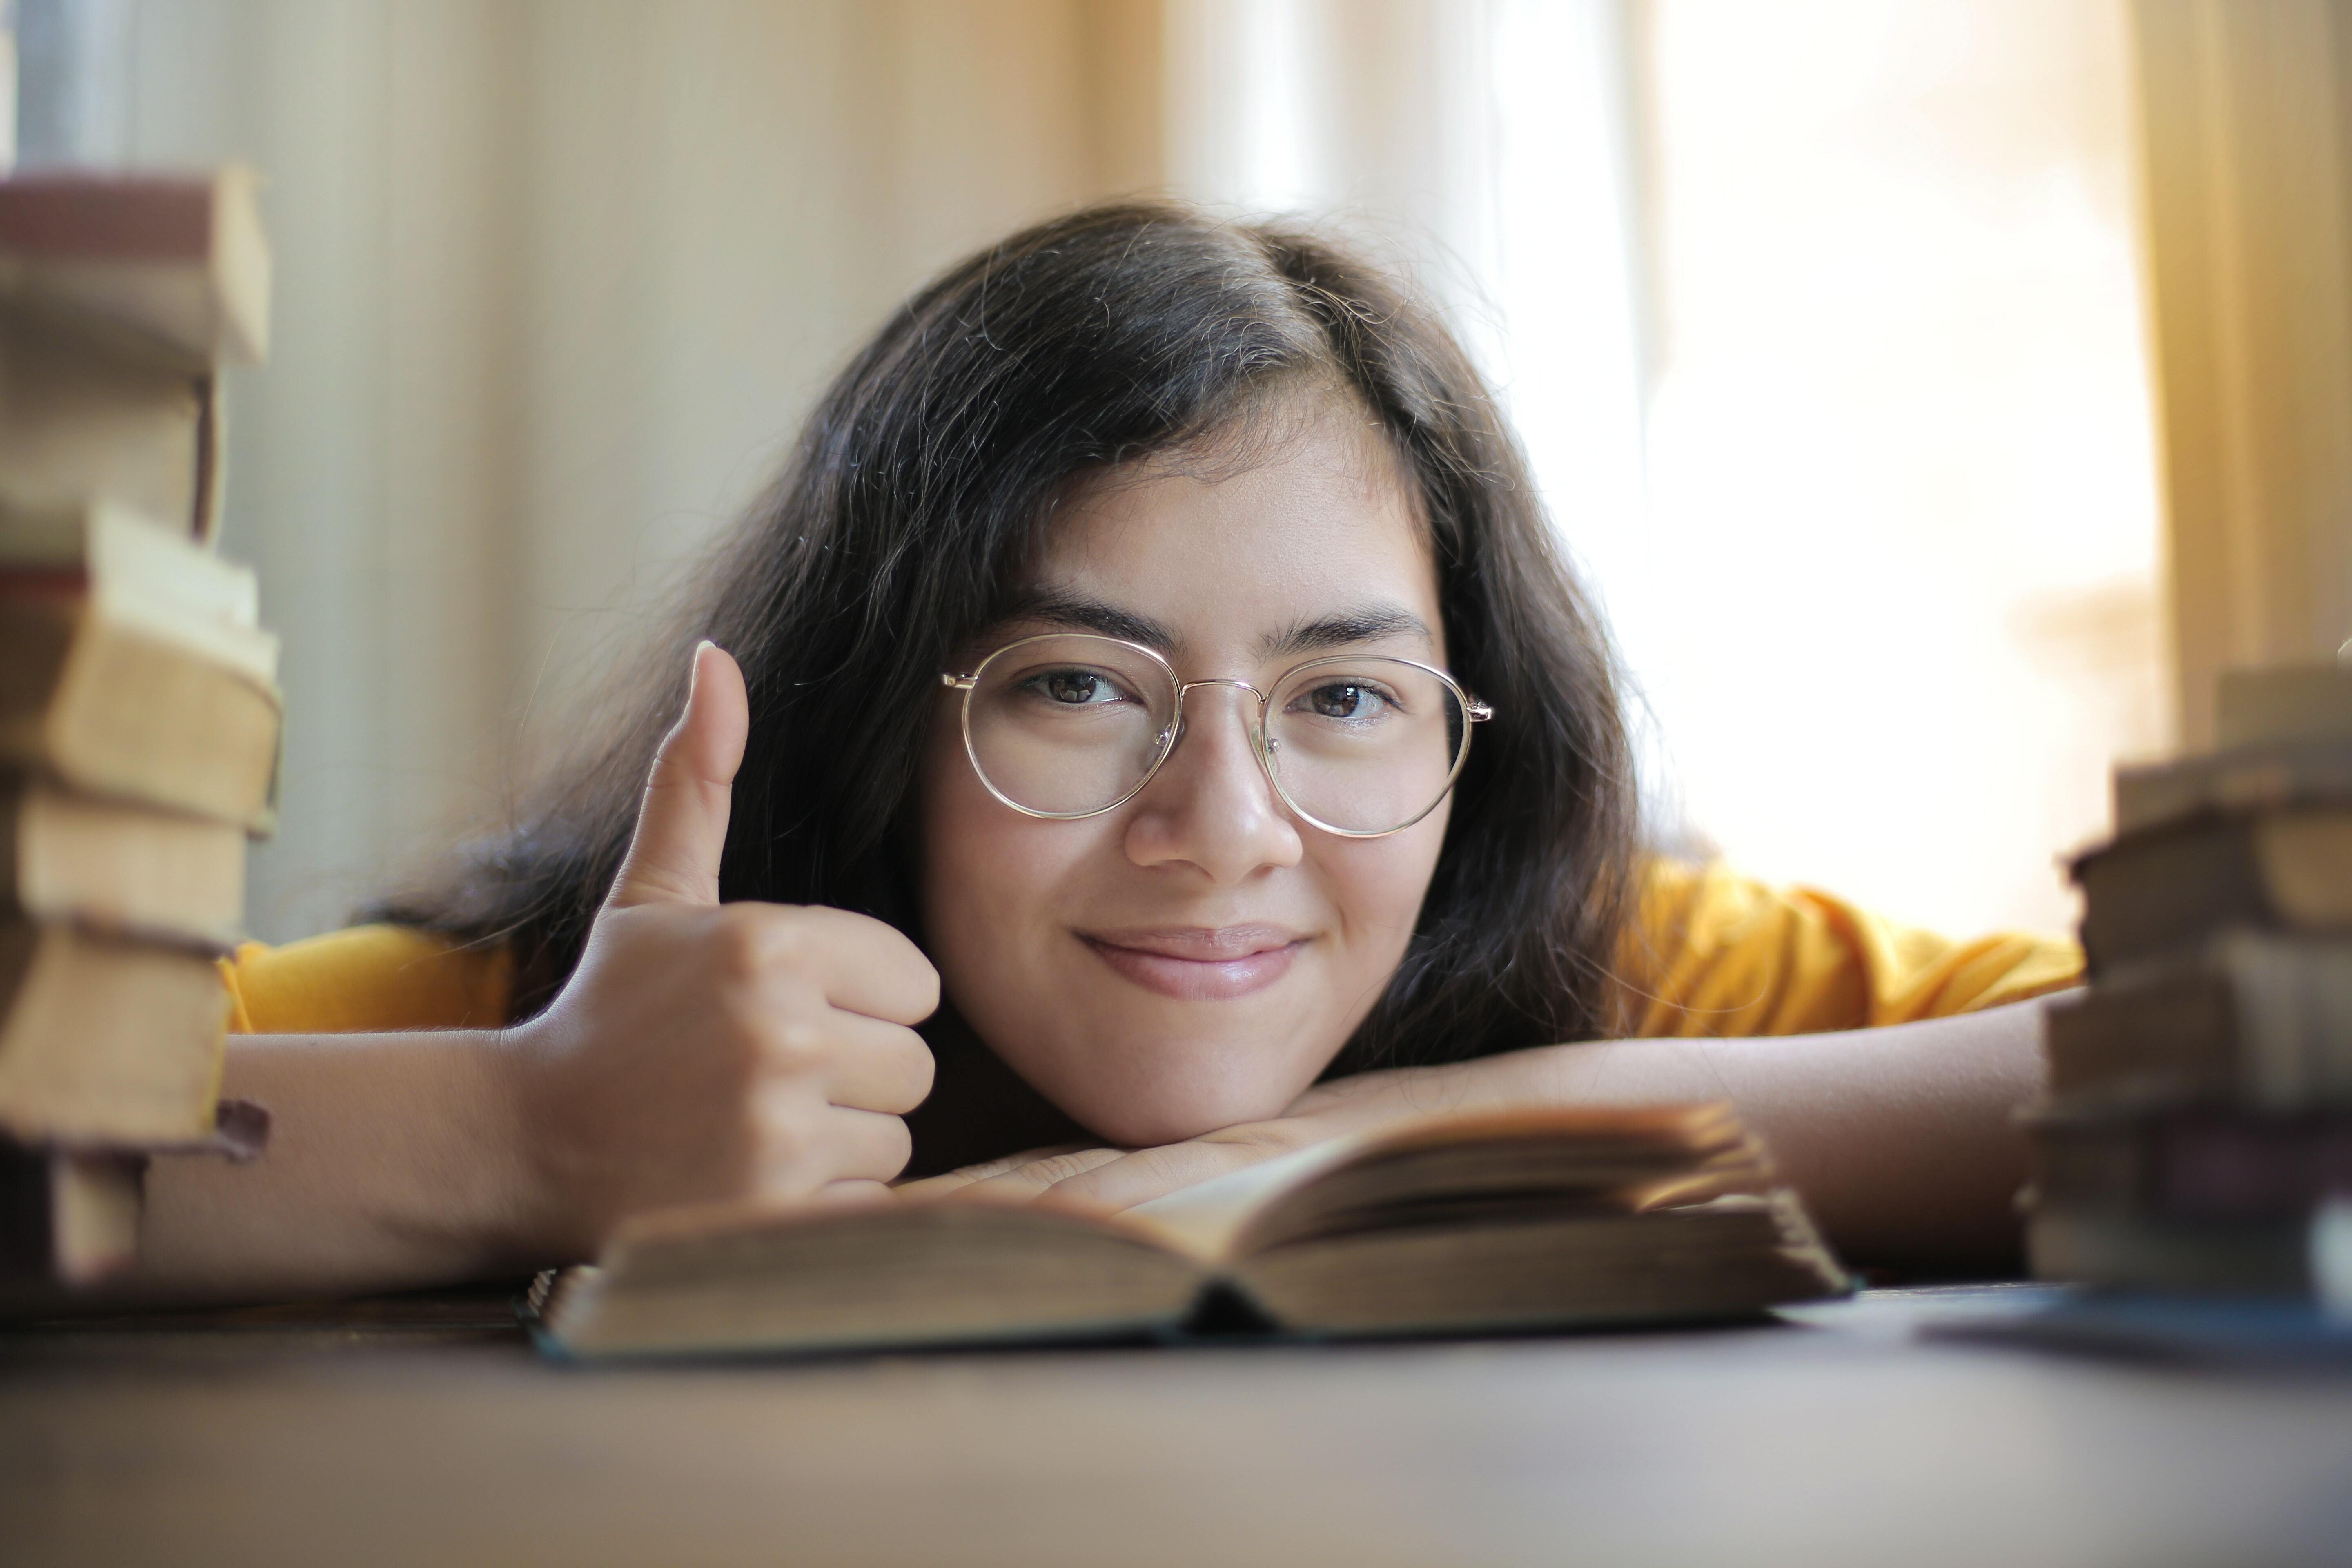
[
  {"xmin": 0, "ymin": 1139, "xmax": 143, "ymax": 1285},
  {"xmin": 0, "ymin": 307, "xmax": 223, "ymax": 541},
  {"xmin": 2113, "ymin": 664, "xmax": 2352, "ymax": 837},
  {"xmin": 0, "ymin": 500, "xmax": 279, "ymax": 828},
  {"xmin": 2113, "ymin": 739, "xmax": 2352, "ymax": 837},
  {"xmin": 2026, "ymin": 1105, "xmax": 2352, "ymax": 1221},
  {"xmin": 0, "ymin": 776, "xmax": 245, "ymax": 946},
  {"xmin": 2042, "ymin": 935, "xmax": 2352, "ymax": 1107},
  {"xmin": 2027, "ymin": 1207, "xmax": 2316, "ymax": 1298},
  {"xmin": 2216, "ymin": 663, "xmax": 2352, "ymax": 751},
  {"xmin": 0, "ymin": 168, "xmax": 270, "ymax": 367},
  {"xmin": 0, "ymin": 920, "xmax": 227, "ymax": 1145},
  {"xmin": 538, "ymin": 1105, "xmax": 1849, "ymax": 1360},
  {"xmin": 2071, "ymin": 805, "xmax": 2352, "ymax": 971}
]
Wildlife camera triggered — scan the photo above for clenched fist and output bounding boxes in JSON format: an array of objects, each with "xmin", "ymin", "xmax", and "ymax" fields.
[{"xmin": 501, "ymin": 642, "xmax": 938, "ymax": 1255}]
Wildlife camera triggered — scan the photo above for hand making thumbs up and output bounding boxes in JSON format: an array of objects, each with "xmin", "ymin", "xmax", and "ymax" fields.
[{"xmin": 503, "ymin": 642, "xmax": 939, "ymax": 1256}]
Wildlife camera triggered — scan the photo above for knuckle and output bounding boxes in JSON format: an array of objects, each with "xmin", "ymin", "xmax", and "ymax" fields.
[
  {"xmin": 750, "ymin": 1079, "xmax": 822, "ymax": 1148},
  {"xmin": 710, "ymin": 912, "xmax": 771, "ymax": 982},
  {"xmin": 764, "ymin": 1017, "xmax": 830, "ymax": 1074}
]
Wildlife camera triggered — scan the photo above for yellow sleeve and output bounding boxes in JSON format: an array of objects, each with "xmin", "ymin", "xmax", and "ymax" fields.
[
  {"xmin": 216, "ymin": 924, "xmax": 514, "ymax": 1034},
  {"xmin": 1616, "ymin": 858, "xmax": 2082, "ymax": 1038}
]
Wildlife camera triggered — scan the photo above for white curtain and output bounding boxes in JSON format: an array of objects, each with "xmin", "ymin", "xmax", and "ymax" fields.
[{"xmin": 1165, "ymin": 0, "xmax": 2163, "ymax": 938}]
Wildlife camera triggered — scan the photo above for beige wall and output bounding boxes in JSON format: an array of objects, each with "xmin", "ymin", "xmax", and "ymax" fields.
[{"xmin": 121, "ymin": 0, "xmax": 1164, "ymax": 940}]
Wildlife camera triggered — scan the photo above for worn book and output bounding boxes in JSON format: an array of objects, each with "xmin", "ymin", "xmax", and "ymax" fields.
[
  {"xmin": 2071, "ymin": 805, "xmax": 2352, "ymax": 971},
  {"xmin": 2113, "ymin": 740, "xmax": 2352, "ymax": 837},
  {"xmin": 2112, "ymin": 664, "xmax": 2352, "ymax": 837},
  {"xmin": 536, "ymin": 1105, "xmax": 1849, "ymax": 1360},
  {"xmin": 0, "ymin": 919, "xmax": 228, "ymax": 1145},
  {"xmin": 2216, "ymin": 663, "xmax": 2352, "ymax": 752},
  {"xmin": 0, "ymin": 776, "xmax": 245, "ymax": 946},
  {"xmin": 2027, "ymin": 1207, "xmax": 2323, "ymax": 1298},
  {"xmin": 0, "ymin": 169, "xmax": 268, "ymax": 543},
  {"xmin": 2040, "ymin": 934, "xmax": 2352, "ymax": 1107},
  {"xmin": 0, "ymin": 1101, "xmax": 265, "ymax": 1292},
  {"xmin": 0, "ymin": 1138, "xmax": 143, "ymax": 1285},
  {"xmin": 2026, "ymin": 1105, "xmax": 2352, "ymax": 1221},
  {"xmin": 0, "ymin": 306, "xmax": 224, "ymax": 541},
  {"xmin": 0, "ymin": 168, "xmax": 270, "ymax": 368},
  {"xmin": 0, "ymin": 499, "xmax": 280, "ymax": 827}
]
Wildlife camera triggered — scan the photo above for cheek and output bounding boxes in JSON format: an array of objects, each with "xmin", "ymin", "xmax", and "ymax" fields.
[
  {"xmin": 1316, "ymin": 806, "xmax": 1450, "ymax": 961},
  {"xmin": 917, "ymin": 715, "xmax": 1095, "ymax": 977}
]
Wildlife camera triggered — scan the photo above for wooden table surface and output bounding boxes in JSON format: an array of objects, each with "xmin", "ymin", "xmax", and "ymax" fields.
[{"xmin": 4, "ymin": 1286, "xmax": 2349, "ymax": 1568}]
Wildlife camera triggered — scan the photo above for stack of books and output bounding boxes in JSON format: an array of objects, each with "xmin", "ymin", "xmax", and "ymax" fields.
[
  {"xmin": 0, "ymin": 170, "xmax": 277, "ymax": 1285},
  {"xmin": 2029, "ymin": 663, "xmax": 2352, "ymax": 1303}
]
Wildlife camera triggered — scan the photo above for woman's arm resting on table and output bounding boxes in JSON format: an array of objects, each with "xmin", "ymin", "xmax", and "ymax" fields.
[
  {"xmin": 913, "ymin": 996, "xmax": 2062, "ymax": 1278},
  {"xmin": 115, "ymin": 644, "xmax": 938, "ymax": 1309},
  {"xmin": 132, "ymin": 1030, "xmax": 543, "ymax": 1305}
]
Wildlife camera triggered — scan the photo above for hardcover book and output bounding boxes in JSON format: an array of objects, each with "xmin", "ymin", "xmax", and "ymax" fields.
[
  {"xmin": 2072, "ymin": 805, "xmax": 2352, "ymax": 971},
  {"xmin": 0, "ymin": 500, "xmax": 281, "ymax": 829},
  {"xmin": 0, "ymin": 168, "xmax": 270, "ymax": 368},
  {"xmin": 2041, "ymin": 934, "xmax": 2352, "ymax": 1107},
  {"xmin": 0, "ymin": 919, "xmax": 229, "ymax": 1146}
]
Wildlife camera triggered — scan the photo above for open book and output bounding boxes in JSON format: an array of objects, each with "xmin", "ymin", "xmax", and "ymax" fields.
[{"xmin": 536, "ymin": 1104, "xmax": 1850, "ymax": 1359}]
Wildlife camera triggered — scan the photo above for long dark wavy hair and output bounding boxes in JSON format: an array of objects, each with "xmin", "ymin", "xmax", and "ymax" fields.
[{"xmin": 383, "ymin": 200, "xmax": 1637, "ymax": 1082}]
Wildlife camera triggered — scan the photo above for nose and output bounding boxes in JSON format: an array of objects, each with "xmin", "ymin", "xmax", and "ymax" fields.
[{"xmin": 1122, "ymin": 682, "xmax": 1304, "ymax": 883}]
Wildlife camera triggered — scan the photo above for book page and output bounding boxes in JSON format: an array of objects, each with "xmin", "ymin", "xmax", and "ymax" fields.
[{"xmin": 1123, "ymin": 1138, "xmax": 1366, "ymax": 1262}]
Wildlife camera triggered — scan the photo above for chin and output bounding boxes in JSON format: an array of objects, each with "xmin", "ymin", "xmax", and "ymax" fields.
[{"xmin": 1039, "ymin": 1048, "xmax": 1314, "ymax": 1149}]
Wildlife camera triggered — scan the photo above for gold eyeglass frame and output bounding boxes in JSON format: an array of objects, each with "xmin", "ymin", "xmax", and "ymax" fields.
[{"xmin": 938, "ymin": 632, "xmax": 1494, "ymax": 839}]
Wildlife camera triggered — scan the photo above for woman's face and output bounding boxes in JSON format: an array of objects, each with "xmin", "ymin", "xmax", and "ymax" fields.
[{"xmin": 918, "ymin": 399, "xmax": 1452, "ymax": 1147}]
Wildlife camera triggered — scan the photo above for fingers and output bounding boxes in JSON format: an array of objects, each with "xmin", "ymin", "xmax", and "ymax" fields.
[
  {"xmin": 716, "ymin": 903, "xmax": 939, "ymax": 1026},
  {"xmin": 778, "ymin": 906, "xmax": 941, "ymax": 1024},
  {"xmin": 610, "ymin": 641, "xmax": 748, "ymax": 909},
  {"xmin": 893, "ymin": 1145, "xmax": 1098, "ymax": 1200},
  {"xmin": 935, "ymin": 1147, "xmax": 1130, "ymax": 1206},
  {"xmin": 813, "ymin": 1179, "xmax": 897, "ymax": 1208},
  {"xmin": 913, "ymin": 1128, "xmax": 1301, "ymax": 1213},
  {"xmin": 752, "ymin": 1100, "xmax": 912, "ymax": 1189},
  {"xmin": 1042, "ymin": 1139, "xmax": 1275, "ymax": 1211},
  {"xmin": 804, "ymin": 1012, "xmax": 935, "ymax": 1115}
]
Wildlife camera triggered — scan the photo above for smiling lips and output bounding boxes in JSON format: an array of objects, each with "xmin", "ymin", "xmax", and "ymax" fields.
[{"xmin": 1080, "ymin": 924, "xmax": 1308, "ymax": 1000}]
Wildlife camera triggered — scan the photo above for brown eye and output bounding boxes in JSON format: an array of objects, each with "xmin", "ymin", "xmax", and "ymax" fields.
[
  {"xmin": 1045, "ymin": 670, "xmax": 1102, "ymax": 704},
  {"xmin": 1287, "ymin": 678, "xmax": 1403, "ymax": 726},
  {"xmin": 1311, "ymin": 683, "xmax": 1366, "ymax": 718}
]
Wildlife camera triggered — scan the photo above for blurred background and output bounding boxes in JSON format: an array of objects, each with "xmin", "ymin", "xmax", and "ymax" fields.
[{"xmin": 4, "ymin": 0, "xmax": 2342, "ymax": 948}]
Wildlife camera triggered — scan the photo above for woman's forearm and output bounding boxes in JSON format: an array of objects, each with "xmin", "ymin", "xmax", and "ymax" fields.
[
  {"xmin": 111, "ymin": 997, "xmax": 2059, "ymax": 1304},
  {"xmin": 1294, "ymin": 998, "xmax": 2059, "ymax": 1275},
  {"xmin": 126, "ymin": 1030, "xmax": 549, "ymax": 1306}
]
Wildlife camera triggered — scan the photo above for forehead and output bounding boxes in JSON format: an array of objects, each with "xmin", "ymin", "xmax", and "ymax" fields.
[{"xmin": 1020, "ymin": 399, "xmax": 1441, "ymax": 658}]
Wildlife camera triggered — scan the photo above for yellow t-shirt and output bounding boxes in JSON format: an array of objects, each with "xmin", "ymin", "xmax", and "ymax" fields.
[{"xmin": 217, "ymin": 859, "xmax": 2080, "ymax": 1039}]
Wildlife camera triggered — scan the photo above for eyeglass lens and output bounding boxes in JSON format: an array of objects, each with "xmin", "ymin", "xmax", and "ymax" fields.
[{"xmin": 964, "ymin": 635, "xmax": 1468, "ymax": 833}]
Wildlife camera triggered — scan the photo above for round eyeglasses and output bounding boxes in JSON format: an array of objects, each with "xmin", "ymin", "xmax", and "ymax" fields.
[{"xmin": 938, "ymin": 633, "xmax": 1493, "ymax": 838}]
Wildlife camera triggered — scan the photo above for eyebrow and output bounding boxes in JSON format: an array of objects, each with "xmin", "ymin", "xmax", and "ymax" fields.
[
  {"xmin": 995, "ymin": 588, "xmax": 1183, "ymax": 651},
  {"xmin": 1256, "ymin": 606, "xmax": 1433, "ymax": 661},
  {"xmin": 993, "ymin": 588, "xmax": 1433, "ymax": 662}
]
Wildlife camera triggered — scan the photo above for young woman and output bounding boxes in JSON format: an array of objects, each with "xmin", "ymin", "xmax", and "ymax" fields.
[{"xmin": 136, "ymin": 202, "xmax": 2078, "ymax": 1305}]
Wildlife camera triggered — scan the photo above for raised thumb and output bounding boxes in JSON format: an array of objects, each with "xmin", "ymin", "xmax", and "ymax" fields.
[{"xmin": 608, "ymin": 641, "xmax": 747, "ymax": 909}]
